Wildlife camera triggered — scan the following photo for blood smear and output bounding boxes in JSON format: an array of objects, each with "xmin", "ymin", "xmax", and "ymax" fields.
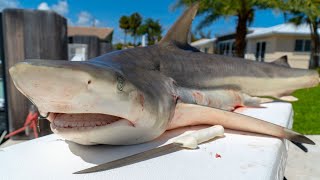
[{"xmin": 215, "ymin": 153, "xmax": 221, "ymax": 158}]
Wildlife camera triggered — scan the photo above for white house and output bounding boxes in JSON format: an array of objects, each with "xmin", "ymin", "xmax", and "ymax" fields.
[
  {"xmin": 245, "ymin": 23, "xmax": 317, "ymax": 68},
  {"xmin": 190, "ymin": 38, "xmax": 216, "ymax": 53},
  {"xmin": 193, "ymin": 23, "xmax": 318, "ymax": 69}
]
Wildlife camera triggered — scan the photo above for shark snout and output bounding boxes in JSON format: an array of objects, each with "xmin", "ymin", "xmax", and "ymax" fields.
[
  {"xmin": 10, "ymin": 60, "xmax": 90, "ymax": 100},
  {"xmin": 9, "ymin": 59, "xmax": 119, "ymax": 115}
]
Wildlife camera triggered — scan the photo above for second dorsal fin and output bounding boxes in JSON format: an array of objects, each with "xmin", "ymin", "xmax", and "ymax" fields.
[
  {"xmin": 159, "ymin": 2, "xmax": 199, "ymax": 48},
  {"xmin": 271, "ymin": 55, "xmax": 290, "ymax": 67}
]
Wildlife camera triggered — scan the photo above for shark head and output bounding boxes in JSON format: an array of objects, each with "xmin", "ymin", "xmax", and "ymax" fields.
[{"xmin": 10, "ymin": 59, "xmax": 176, "ymax": 145}]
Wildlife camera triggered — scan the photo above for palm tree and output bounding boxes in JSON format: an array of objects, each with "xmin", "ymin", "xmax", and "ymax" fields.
[
  {"xmin": 129, "ymin": 12, "xmax": 142, "ymax": 45},
  {"xmin": 281, "ymin": 0, "xmax": 320, "ymax": 69},
  {"xmin": 174, "ymin": 0, "xmax": 278, "ymax": 58},
  {"xmin": 119, "ymin": 16, "xmax": 130, "ymax": 45},
  {"xmin": 138, "ymin": 18, "xmax": 162, "ymax": 45}
]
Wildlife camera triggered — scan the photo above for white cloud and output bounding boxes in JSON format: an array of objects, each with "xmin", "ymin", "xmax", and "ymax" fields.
[
  {"xmin": 37, "ymin": 0, "xmax": 68, "ymax": 16},
  {"xmin": 93, "ymin": 19, "xmax": 100, "ymax": 26},
  {"xmin": 0, "ymin": 0, "xmax": 19, "ymax": 11},
  {"xmin": 77, "ymin": 11, "xmax": 92, "ymax": 26},
  {"xmin": 37, "ymin": 2, "xmax": 50, "ymax": 11},
  {"xmin": 36, "ymin": 1, "xmax": 101, "ymax": 27},
  {"xmin": 52, "ymin": 0, "xmax": 68, "ymax": 15},
  {"xmin": 76, "ymin": 11, "xmax": 100, "ymax": 26}
]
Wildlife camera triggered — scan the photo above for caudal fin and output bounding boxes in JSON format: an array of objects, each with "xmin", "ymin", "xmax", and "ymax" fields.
[
  {"xmin": 169, "ymin": 103, "xmax": 315, "ymax": 145},
  {"xmin": 284, "ymin": 129, "xmax": 315, "ymax": 145}
]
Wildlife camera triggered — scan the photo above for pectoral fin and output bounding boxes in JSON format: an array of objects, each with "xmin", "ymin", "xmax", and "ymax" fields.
[{"xmin": 168, "ymin": 103, "xmax": 314, "ymax": 145}]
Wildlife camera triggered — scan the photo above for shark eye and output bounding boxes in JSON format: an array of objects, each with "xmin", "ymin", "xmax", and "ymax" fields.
[{"xmin": 117, "ymin": 75, "xmax": 125, "ymax": 91}]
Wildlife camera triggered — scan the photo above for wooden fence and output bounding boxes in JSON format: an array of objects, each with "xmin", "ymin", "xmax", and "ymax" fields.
[{"xmin": 2, "ymin": 9, "xmax": 68, "ymax": 139}]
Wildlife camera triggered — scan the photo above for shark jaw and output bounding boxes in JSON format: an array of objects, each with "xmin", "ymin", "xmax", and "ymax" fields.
[
  {"xmin": 47, "ymin": 113, "xmax": 134, "ymax": 130},
  {"xmin": 47, "ymin": 112, "xmax": 146, "ymax": 145}
]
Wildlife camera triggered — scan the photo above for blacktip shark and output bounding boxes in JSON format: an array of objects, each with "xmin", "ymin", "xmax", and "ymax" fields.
[{"xmin": 9, "ymin": 3, "xmax": 318, "ymax": 145}]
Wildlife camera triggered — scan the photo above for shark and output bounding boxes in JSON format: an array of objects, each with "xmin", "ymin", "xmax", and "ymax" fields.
[{"xmin": 9, "ymin": 3, "xmax": 318, "ymax": 145}]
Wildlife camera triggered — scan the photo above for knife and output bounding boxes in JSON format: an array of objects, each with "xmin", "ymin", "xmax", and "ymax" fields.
[{"xmin": 74, "ymin": 125, "xmax": 224, "ymax": 174}]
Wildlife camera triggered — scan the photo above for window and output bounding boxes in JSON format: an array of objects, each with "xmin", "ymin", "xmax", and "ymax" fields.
[
  {"xmin": 255, "ymin": 41, "xmax": 266, "ymax": 62},
  {"xmin": 225, "ymin": 43, "xmax": 230, "ymax": 55},
  {"xmin": 304, "ymin": 40, "xmax": 311, "ymax": 51},
  {"xmin": 219, "ymin": 43, "xmax": 225, "ymax": 54},
  {"xmin": 255, "ymin": 42, "xmax": 260, "ymax": 59},
  {"xmin": 218, "ymin": 41, "xmax": 234, "ymax": 56},
  {"xmin": 68, "ymin": 44, "xmax": 88, "ymax": 61},
  {"xmin": 231, "ymin": 42, "xmax": 236, "ymax": 55},
  {"xmin": 294, "ymin": 39, "xmax": 311, "ymax": 52}
]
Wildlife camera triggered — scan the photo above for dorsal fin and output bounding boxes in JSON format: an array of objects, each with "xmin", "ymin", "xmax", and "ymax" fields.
[
  {"xmin": 159, "ymin": 2, "xmax": 199, "ymax": 48},
  {"xmin": 271, "ymin": 55, "xmax": 290, "ymax": 67}
]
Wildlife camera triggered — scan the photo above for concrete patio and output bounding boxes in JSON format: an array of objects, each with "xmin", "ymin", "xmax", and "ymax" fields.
[{"xmin": 285, "ymin": 135, "xmax": 320, "ymax": 180}]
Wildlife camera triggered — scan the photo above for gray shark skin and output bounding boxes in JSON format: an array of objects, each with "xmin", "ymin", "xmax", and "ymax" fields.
[
  {"xmin": 9, "ymin": 3, "xmax": 318, "ymax": 145},
  {"xmin": 271, "ymin": 55, "xmax": 291, "ymax": 67}
]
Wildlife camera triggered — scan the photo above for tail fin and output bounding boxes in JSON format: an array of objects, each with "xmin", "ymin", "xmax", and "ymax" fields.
[
  {"xmin": 170, "ymin": 103, "xmax": 315, "ymax": 145},
  {"xmin": 284, "ymin": 129, "xmax": 315, "ymax": 145}
]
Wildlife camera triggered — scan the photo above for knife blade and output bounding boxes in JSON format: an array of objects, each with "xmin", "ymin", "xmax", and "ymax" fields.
[{"xmin": 74, "ymin": 125, "xmax": 224, "ymax": 174}]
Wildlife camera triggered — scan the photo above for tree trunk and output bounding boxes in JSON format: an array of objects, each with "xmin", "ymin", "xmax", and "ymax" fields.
[
  {"xmin": 235, "ymin": 15, "xmax": 248, "ymax": 58},
  {"xmin": 308, "ymin": 21, "xmax": 320, "ymax": 69},
  {"xmin": 124, "ymin": 30, "xmax": 127, "ymax": 46}
]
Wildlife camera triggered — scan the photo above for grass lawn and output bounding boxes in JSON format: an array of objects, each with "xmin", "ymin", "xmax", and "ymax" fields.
[{"xmin": 292, "ymin": 85, "xmax": 320, "ymax": 134}]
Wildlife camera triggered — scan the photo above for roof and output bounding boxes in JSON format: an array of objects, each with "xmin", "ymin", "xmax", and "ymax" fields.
[
  {"xmin": 215, "ymin": 27, "xmax": 258, "ymax": 38},
  {"xmin": 68, "ymin": 26, "xmax": 114, "ymax": 40},
  {"xmin": 247, "ymin": 23, "xmax": 319, "ymax": 38},
  {"xmin": 191, "ymin": 38, "xmax": 216, "ymax": 46},
  {"xmin": 215, "ymin": 23, "xmax": 318, "ymax": 40}
]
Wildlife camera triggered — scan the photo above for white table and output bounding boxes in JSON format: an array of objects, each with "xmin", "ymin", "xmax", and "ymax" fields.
[{"xmin": 0, "ymin": 102, "xmax": 293, "ymax": 180}]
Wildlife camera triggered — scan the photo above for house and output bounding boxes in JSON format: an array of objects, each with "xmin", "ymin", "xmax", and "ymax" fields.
[
  {"xmin": 68, "ymin": 26, "xmax": 113, "ymax": 61},
  {"xmin": 214, "ymin": 23, "xmax": 317, "ymax": 69},
  {"xmin": 190, "ymin": 38, "xmax": 216, "ymax": 53},
  {"xmin": 215, "ymin": 28, "xmax": 263, "ymax": 56}
]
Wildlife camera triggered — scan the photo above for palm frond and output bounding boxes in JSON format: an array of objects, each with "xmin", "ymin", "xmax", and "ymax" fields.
[{"xmin": 196, "ymin": 12, "xmax": 221, "ymax": 29}]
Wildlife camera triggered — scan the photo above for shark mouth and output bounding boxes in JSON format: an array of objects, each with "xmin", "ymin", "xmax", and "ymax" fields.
[{"xmin": 47, "ymin": 113, "xmax": 134, "ymax": 130}]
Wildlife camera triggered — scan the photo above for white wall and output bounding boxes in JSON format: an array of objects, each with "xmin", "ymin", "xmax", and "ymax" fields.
[{"xmin": 245, "ymin": 35, "xmax": 311, "ymax": 69}]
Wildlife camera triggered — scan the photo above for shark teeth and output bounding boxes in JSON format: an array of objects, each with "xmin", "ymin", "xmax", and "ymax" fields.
[{"xmin": 51, "ymin": 113, "xmax": 123, "ymax": 129}]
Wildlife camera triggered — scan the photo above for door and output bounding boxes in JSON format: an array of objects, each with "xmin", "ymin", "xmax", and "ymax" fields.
[{"xmin": 255, "ymin": 41, "xmax": 266, "ymax": 62}]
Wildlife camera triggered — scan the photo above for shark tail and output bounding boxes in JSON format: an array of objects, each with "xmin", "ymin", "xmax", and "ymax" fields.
[
  {"xmin": 169, "ymin": 103, "xmax": 315, "ymax": 145},
  {"xmin": 284, "ymin": 129, "xmax": 315, "ymax": 145}
]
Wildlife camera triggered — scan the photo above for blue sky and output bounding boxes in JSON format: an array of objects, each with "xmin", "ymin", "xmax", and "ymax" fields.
[{"xmin": 2, "ymin": 0, "xmax": 286, "ymax": 43}]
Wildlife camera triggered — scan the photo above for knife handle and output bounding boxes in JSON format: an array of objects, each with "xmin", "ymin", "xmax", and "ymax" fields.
[{"xmin": 172, "ymin": 125, "xmax": 224, "ymax": 149}]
